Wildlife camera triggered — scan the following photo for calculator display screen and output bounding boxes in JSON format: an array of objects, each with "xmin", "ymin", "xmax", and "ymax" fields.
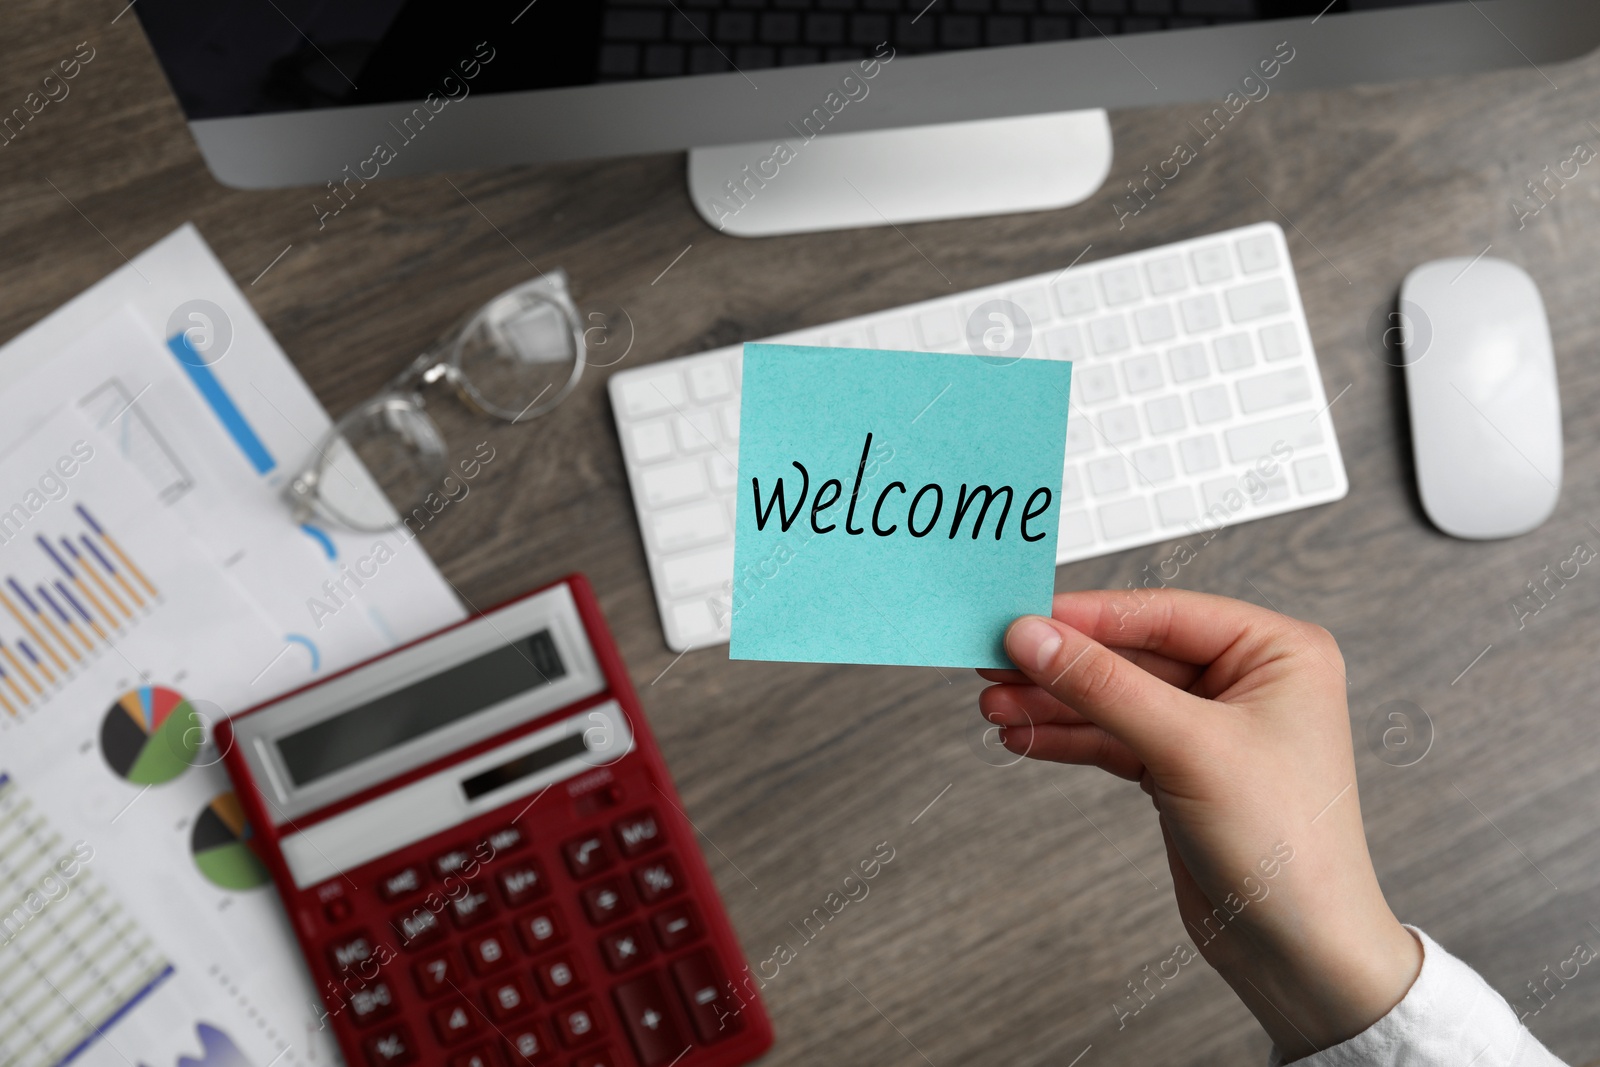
[
  {"xmin": 459, "ymin": 731, "xmax": 591, "ymax": 801},
  {"xmin": 276, "ymin": 630, "xmax": 566, "ymax": 787}
]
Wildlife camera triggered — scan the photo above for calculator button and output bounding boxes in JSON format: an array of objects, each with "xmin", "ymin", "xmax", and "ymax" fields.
[
  {"xmin": 573, "ymin": 1048, "xmax": 621, "ymax": 1067},
  {"xmin": 613, "ymin": 972, "xmax": 687, "ymax": 1067},
  {"xmin": 651, "ymin": 904, "xmax": 700, "ymax": 951},
  {"xmin": 503, "ymin": 1021, "xmax": 555, "ymax": 1064},
  {"xmin": 348, "ymin": 981, "xmax": 397, "ymax": 1027},
  {"xmin": 515, "ymin": 905, "xmax": 567, "ymax": 953},
  {"xmin": 555, "ymin": 1000, "xmax": 604, "ymax": 1048},
  {"xmin": 563, "ymin": 834, "xmax": 613, "ymax": 879},
  {"xmin": 414, "ymin": 949, "xmax": 462, "ymax": 998},
  {"xmin": 632, "ymin": 859, "xmax": 682, "ymax": 905},
  {"xmin": 380, "ymin": 866, "xmax": 425, "ymax": 901},
  {"xmin": 394, "ymin": 907, "xmax": 445, "ymax": 949},
  {"xmin": 599, "ymin": 925, "xmax": 652, "ymax": 972},
  {"xmin": 435, "ymin": 848, "xmax": 477, "ymax": 879},
  {"xmin": 612, "ymin": 811, "xmax": 662, "ymax": 857},
  {"xmin": 324, "ymin": 897, "xmax": 353, "ymax": 924},
  {"xmin": 449, "ymin": 1047, "xmax": 496, "ymax": 1067},
  {"xmin": 466, "ymin": 927, "xmax": 516, "ymax": 975},
  {"xmin": 484, "ymin": 975, "xmax": 534, "ymax": 1021},
  {"xmin": 449, "ymin": 887, "xmax": 497, "ymax": 928},
  {"xmin": 671, "ymin": 951, "xmax": 739, "ymax": 1043},
  {"xmin": 329, "ymin": 930, "xmax": 377, "ymax": 971},
  {"xmin": 363, "ymin": 1024, "xmax": 417, "ymax": 1066},
  {"xmin": 496, "ymin": 861, "xmax": 549, "ymax": 907},
  {"xmin": 484, "ymin": 825, "xmax": 526, "ymax": 854},
  {"xmin": 581, "ymin": 878, "xmax": 633, "ymax": 926},
  {"xmin": 431, "ymin": 998, "xmax": 482, "ymax": 1044},
  {"xmin": 535, "ymin": 953, "xmax": 584, "ymax": 999}
]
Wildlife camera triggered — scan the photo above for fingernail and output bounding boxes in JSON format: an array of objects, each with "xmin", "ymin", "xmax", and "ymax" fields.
[{"xmin": 1008, "ymin": 616, "xmax": 1062, "ymax": 674}]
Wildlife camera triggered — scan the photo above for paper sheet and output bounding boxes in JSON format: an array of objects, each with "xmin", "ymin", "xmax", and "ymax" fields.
[{"xmin": 728, "ymin": 343, "xmax": 1072, "ymax": 669}]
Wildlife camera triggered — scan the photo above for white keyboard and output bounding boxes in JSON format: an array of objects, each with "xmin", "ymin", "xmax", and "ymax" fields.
[{"xmin": 610, "ymin": 222, "xmax": 1349, "ymax": 652}]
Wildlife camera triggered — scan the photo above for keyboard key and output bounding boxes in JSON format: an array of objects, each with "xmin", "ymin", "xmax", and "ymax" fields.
[
  {"xmin": 1167, "ymin": 343, "xmax": 1208, "ymax": 383},
  {"xmin": 431, "ymin": 999, "xmax": 481, "ymax": 1044},
  {"xmin": 330, "ymin": 931, "xmax": 377, "ymax": 971},
  {"xmin": 1179, "ymin": 435, "xmax": 1221, "ymax": 474},
  {"xmin": 434, "ymin": 849, "xmax": 475, "ymax": 879},
  {"xmin": 1074, "ymin": 365, "xmax": 1118, "ymax": 405},
  {"xmin": 671, "ymin": 951, "xmax": 740, "ymax": 1043},
  {"xmin": 1202, "ymin": 477, "xmax": 1241, "ymax": 512},
  {"xmin": 1144, "ymin": 395, "xmax": 1186, "ymax": 436},
  {"xmin": 686, "ymin": 360, "xmax": 732, "ymax": 401},
  {"xmin": 414, "ymin": 950, "xmax": 462, "ymax": 998},
  {"xmin": 626, "ymin": 421, "xmax": 674, "ymax": 464},
  {"xmin": 1294, "ymin": 455, "xmax": 1336, "ymax": 494},
  {"xmin": 1237, "ymin": 368, "xmax": 1311, "ymax": 414},
  {"xmin": 557, "ymin": 1001, "xmax": 605, "ymax": 1048},
  {"xmin": 349, "ymin": 981, "xmax": 396, "ymax": 1026},
  {"xmin": 1213, "ymin": 333, "xmax": 1254, "ymax": 371},
  {"xmin": 1155, "ymin": 486, "xmax": 1198, "ymax": 526},
  {"xmin": 614, "ymin": 811, "xmax": 663, "ymax": 857},
  {"xmin": 1190, "ymin": 244, "xmax": 1233, "ymax": 284},
  {"xmin": 667, "ymin": 600, "xmax": 722, "ymax": 647},
  {"xmin": 652, "ymin": 902, "xmax": 701, "ymax": 951},
  {"xmin": 1237, "ymin": 232, "xmax": 1279, "ymax": 273},
  {"xmin": 1087, "ymin": 314, "xmax": 1131, "ymax": 355},
  {"xmin": 708, "ymin": 453, "xmax": 737, "ymax": 490},
  {"xmin": 485, "ymin": 976, "xmax": 534, "ymax": 1021},
  {"xmin": 1133, "ymin": 445, "xmax": 1176, "ymax": 484},
  {"xmin": 671, "ymin": 410, "xmax": 719, "ymax": 453},
  {"xmin": 1179, "ymin": 293, "xmax": 1222, "ymax": 333},
  {"xmin": 1087, "ymin": 456, "xmax": 1129, "ymax": 496},
  {"xmin": 1054, "ymin": 275, "xmax": 1098, "ymax": 316},
  {"xmin": 380, "ymin": 867, "xmax": 425, "ymax": 902},
  {"xmin": 448, "ymin": 887, "xmax": 495, "ymax": 928},
  {"xmin": 1260, "ymin": 322, "xmax": 1301, "ymax": 361},
  {"xmin": 1009, "ymin": 286, "xmax": 1053, "ymax": 325},
  {"xmin": 1044, "ymin": 323, "xmax": 1084, "ymax": 361},
  {"xmin": 1099, "ymin": 265, "xmax": 1143, "ymax": 306},
  {"xmin": 719, "ymin": 401, "xmax": 740, "ymax": 441},
  {"xmin": 1098, "ymin": 498, "xmax": 1152, "ymax": 540},
  {"xmin": 1145, "ymin": 254, "xmax": 1188, "ymax": 295},
  {"xmin": 582, "ymin": 878, "xmax": 634, "ymax": 925},
  {"xmin": 916, "ymin": 307, "xmax": 961, "ymax": 348},
  {"xmin": 601, "ymin": 925, "xmax": 654, "ymax": 971},
  {"xmin": 536, "ymin": 954, "xmax": 584, "ymax": 999},
  {"xmin": 648, "ymin": 500, "xmax": 726, "ymax": 553},
  {"xmin": 503, "ymin": 1021, "xmax": 554, "ymax": 1065},
  {"xmin": 564, "ymin": 834, "xmax": 614, "ymax": 879},
  {"xmin": 1064, "ymin": 417, "xmax": 1096, "ymax": 456},
  {"xmin": 1251, "ymin": 474, "xmax": 1291, "ymax": 505},
  {"xmin": 466, "ymin": 928, "xmax": 515, "ymax": 975},
  {"xmin": 515, "ymin": 906, "xmax": 566, "ymax": 953},
  {"xmin": 1133, "ymin": 304, "xmax": 1176, "ymax": 345},
  {"xmin": 1122, "ymin": 353, "xmax": 1164, "ymax": 394},
  {"xmin": 871, "ymin": 316, "xmax": 915, "ymax": 349},
  {"xmin": 660, "ymin": 545, "xmax": 733, "ymax": 599},
  {"xmin": 633, "ymin": 858, "xmax": 683, "ymax": 904},
  {"xmin": 573, "ymin": 1047, "xmax": 622, "ymax": 1067},
  {"xmin": 363, "ymin": 1025, "xmax": 417, "ymax": 1066},
  {"xmin": 449, "ymin": 1047, "xmax": 496, "ymax": 1067},
  {"xmin": 1225, "ymin": 415, "xmax": 1325, "ymax": 463},
  {"xmin": 1060, "ymin": 464, "xmax": 1084, "ymax": 504},
  {"xmin": 1225, "ymin": 278, "xmax": 1290, "ymax": 323},
  {"xmin": 639, "ymin": 460, "xmax": 707, "ymax": 508},
  {"xmin": 394, "ymin": 907, "xmax": 444, "ymax": 949},
  {"xmin": 1059, "ymin": 509, "xmax": 1095, "ymax": 549},
  {"xmin": 496, "ymin": 861, "xmax": 549, "ymax": 908},
  {"xmin": 1191, "ymin": 385, "xmax": 1232, "ymax": 425},
  {"xmin": 829, "ymin": 328, "xmax": 869, "ymax": 347},
  {"xmin": 614, "ymin": 972, "xmax": 688, "ymax": 1067},
  {"xmin": 1099, "ymin": 406, "xmax": 1140, "ymax": 444},
  {"xmin": 618, "ymin": 373, "xmax": 686, "ymax": 418},
  {"xmin": 484, "ymin": 826, "xmax": 525, "ymax": 854}
]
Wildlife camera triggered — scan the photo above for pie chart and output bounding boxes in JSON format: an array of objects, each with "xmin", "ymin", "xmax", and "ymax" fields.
[
  {"xmin": 191, "ymin": 791, "xmax": 269, "ymax": 891},
  {"xmin": 99, "ymin": 686, "xmax": 203, "ymax": 785}
]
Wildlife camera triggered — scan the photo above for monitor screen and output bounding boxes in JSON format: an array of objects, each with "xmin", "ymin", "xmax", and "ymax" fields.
[{"xmin": 135, "ymin": 0, "xmax": 1453, "ymax": 121}]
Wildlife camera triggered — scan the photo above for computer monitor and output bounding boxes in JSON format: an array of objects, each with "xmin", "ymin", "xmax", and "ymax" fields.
[{"xmin": 136, "ymin": 1, "xmax": 1600, "ymax": 236}]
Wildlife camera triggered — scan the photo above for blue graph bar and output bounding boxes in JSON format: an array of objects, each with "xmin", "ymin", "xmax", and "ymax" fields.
[{"xmin": 166, "ymin": 333, "xmax": 276, "ymax": 475}]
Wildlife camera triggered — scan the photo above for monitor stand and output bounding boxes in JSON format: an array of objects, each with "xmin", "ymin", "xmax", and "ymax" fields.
[{"xmin": 687, "ymin": 109, "xmax": 1113, "ymax": 238}]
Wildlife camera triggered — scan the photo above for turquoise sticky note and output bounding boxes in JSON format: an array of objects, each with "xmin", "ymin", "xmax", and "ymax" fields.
[{"xmin": 728, "ymin": 343, "xmax": 1072, "ymax": 669}]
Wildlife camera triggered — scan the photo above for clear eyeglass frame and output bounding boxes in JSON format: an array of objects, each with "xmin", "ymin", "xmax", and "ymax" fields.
[{"xmin": 284, "ymin": 271, "xmax": 586, "ymax": 533}]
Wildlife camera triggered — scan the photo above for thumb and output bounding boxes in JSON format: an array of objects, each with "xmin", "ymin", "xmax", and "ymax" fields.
[{"xmin": 1004, "ymin": 614, "xmax": 1205, "ymax": 759}]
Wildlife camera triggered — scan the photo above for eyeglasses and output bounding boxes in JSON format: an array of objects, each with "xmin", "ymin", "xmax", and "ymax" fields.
[{"xmin": 285, "ymin": 272, "xmax": 586, "ymax": 532}]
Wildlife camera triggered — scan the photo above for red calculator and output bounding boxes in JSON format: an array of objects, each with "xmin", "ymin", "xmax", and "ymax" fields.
[{"xmin": 219, "ymin": 575, "xmax": 772, "ymax": 1067}]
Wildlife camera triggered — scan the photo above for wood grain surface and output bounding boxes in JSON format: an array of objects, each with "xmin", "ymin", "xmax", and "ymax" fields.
[{"xmin": 2, "ymin": 4, "xmax": 1598, "ymax": 1064}]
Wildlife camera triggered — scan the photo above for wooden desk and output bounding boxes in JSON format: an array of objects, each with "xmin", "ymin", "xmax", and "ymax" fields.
[{"xmin": 4, "ymin": 4, "xmax": 1598, "ymax": 1062}]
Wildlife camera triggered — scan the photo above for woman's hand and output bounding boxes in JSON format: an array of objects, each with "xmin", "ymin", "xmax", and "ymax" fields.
[{"xmin": 978, "ymin": 589, "xmax": 1421, "ymax": 1060}]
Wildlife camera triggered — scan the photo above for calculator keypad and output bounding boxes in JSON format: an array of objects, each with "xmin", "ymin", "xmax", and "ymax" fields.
[{"xmin": 317, "ymin": 808, "xmax": 748, "ymax": 1067}]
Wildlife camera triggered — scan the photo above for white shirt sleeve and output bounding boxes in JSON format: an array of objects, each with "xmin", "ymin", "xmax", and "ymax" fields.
[{"xmin": 1267, "ymin": 928, "xmax": 1570, "ymax": 1067}]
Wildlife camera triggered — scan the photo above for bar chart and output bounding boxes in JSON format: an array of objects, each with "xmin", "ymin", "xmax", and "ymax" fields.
[{"xmin": 0, "ymin": 504, "xmax": 159, "ymax": 718}]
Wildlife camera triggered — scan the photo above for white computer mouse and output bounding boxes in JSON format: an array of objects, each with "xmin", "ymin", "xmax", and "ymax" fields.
[{"xmin": 1400, "ymin": 257, "xmax": 1562, "ymax": 540}]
